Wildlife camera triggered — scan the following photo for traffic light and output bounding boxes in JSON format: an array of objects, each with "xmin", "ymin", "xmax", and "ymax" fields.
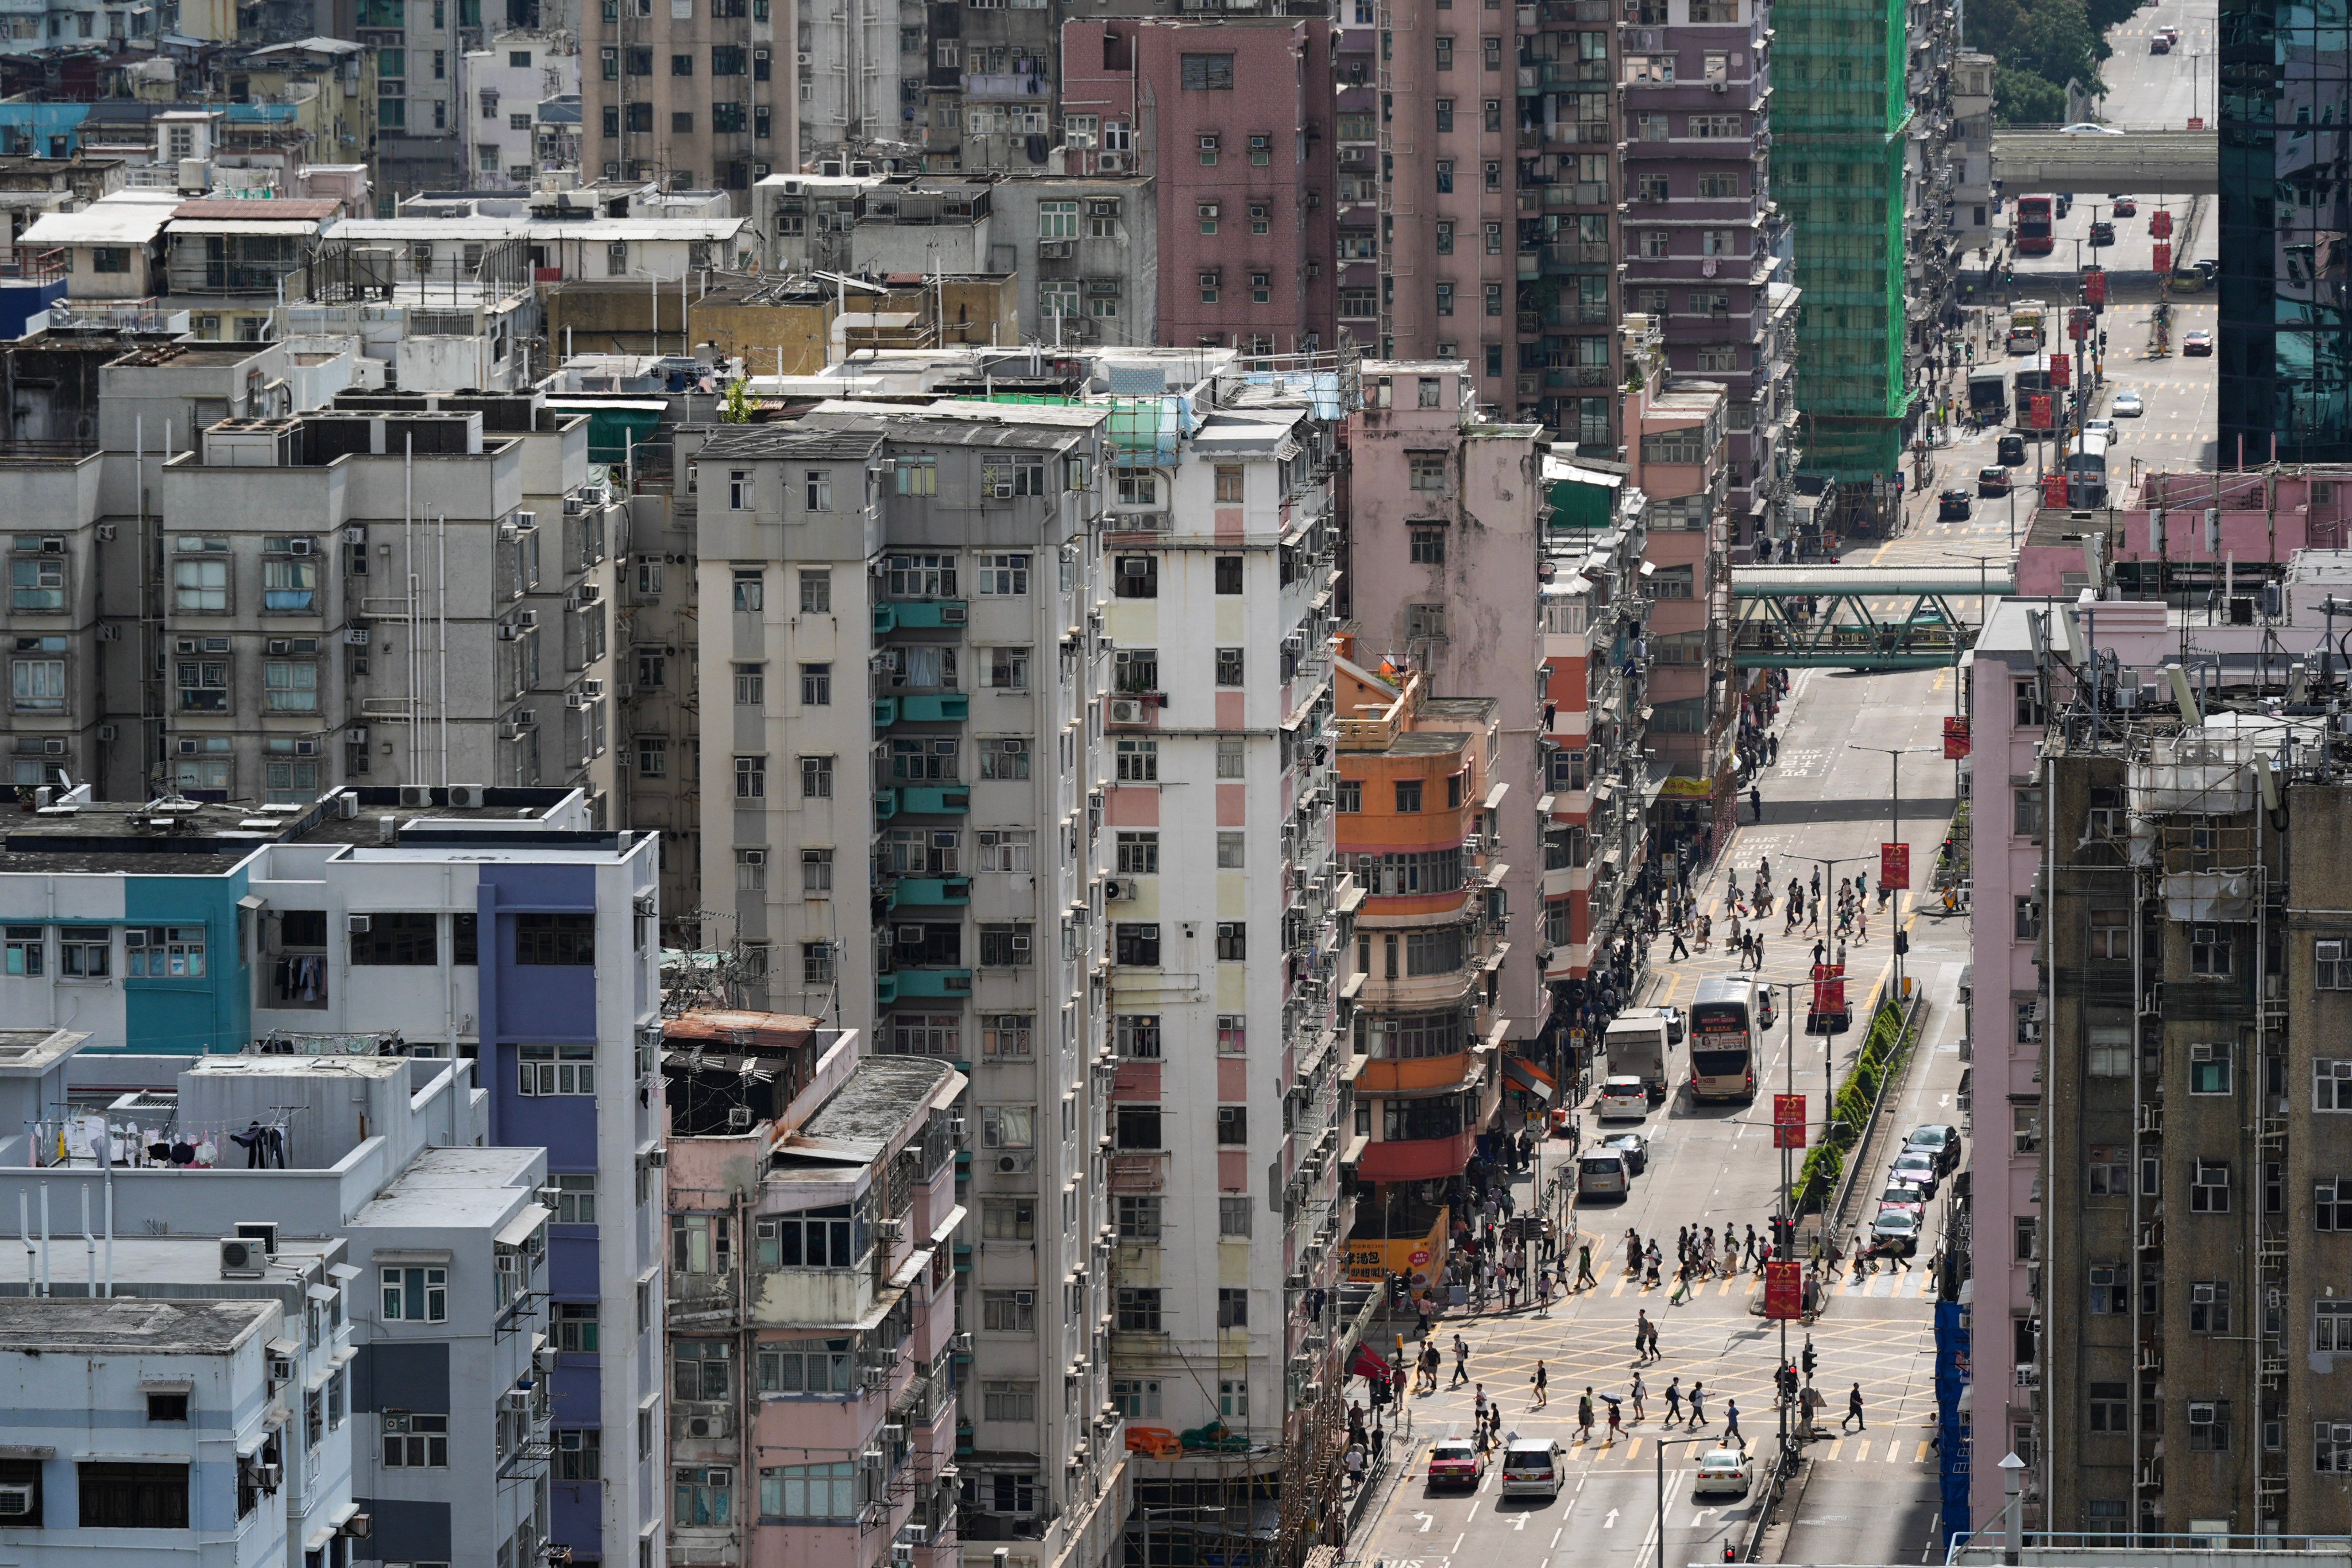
[
  {"xmin": 1894, "ymin": 929, "xmax": 1910, "ymax": 957},
  {"xmin": 1802, "ymin": 1339, "xmax": 1818, "ymax": 1378}
]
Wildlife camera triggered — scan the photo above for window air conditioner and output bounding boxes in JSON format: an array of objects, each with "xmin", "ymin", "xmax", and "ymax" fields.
[
  {"xmin": 346, "ymin": 915, "xmax": 372, "ymax": 934},
  {"xmin": 289, "ymin": 538, "xmax": 314, "ymax": 555},
  {"xmin": 2189, "ymin": 1402, "xmax": 2217, "ymax": 1426},
  {"xmin": 0, "ymin": 1484, "xmax": 33, "ymax": 1517}
]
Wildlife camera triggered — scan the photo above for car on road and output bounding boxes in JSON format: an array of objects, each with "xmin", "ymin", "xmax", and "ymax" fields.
[
  {"xmin": 1501, "ymin": 1438, "xmax": 1567, "ymax": 1498},
  {"xmin": 1937, "ymin": 488, "xmax": 1973, "ymax": 521},
  {"xmin": 2090, "ymin": 221, "xmax": 2117, "ymax": 246},
  {"xmin": 1577, "ymin": 1149, "xmax": 1632, "ymax": 1200},
  {"xmin": 1602, "ymin": 1131, "xmax": 1650, "ymax": 1175},
  {"xmin": 1428, "ymin": 1438, "xmax": 1485, "ymax": 1489},
  {"xmin": 2085, "ymin": 418, "xmax": 2117, "ymax": 439},
  {"xmin": 1658, "ymin": 1005, "xmax": 1686, "ymax": 1046},
  {"xmin": 2158, "ymin": 24, "xmax": 2181, "ymax": 42},
  {"xmin": 1978, "ymin": 466, "xmax": 2012, "ymax": 496},
  {"xmin": 1906, "ymin": 1123, "xmax": 1963, "ymax": 1174},
  {"xmin": 1998, "ymin": 434, "xmax": 2027, "ymax": 466},
  {"xmin": 2114, "ymin": 389, "xmax": 2144, "ymax": 417},
  {"xmin": 1597, "ymin": 1075, "xmax": 1651, "ymax": 1121},
  {"xmin": 1693, "ymin": 1449, "xmax": 1755, "ymax": 1499},
  {"xmin": 2184, "ymin": 330, "xmax": 2215, "ymax": 356},
  {"xmin": 2060, "ymin": 122, "xmax": 2126, "ymax": 136},
  {"xmin": 1878, "ymin": 1181, "xmax": 1929, "ymax": 1219},
  {"xmin": 2150, "ymin": 30, "xmax": 2171, "ymax": 49},
  {"xmin": 2111, "ymin": 196, "xmax": 2139, "ymax": 216},
  {"xmin": 2054, "ymin": 194, "xmax": 2074, "ymax": 218},
  {"xmin": 1891, "ymin": 1149, "xmax": 1942, "ymax": 1194},
  {"xmin": 1870, "ymin": 1208, "xmax": 1923, "ymax": 1257}
]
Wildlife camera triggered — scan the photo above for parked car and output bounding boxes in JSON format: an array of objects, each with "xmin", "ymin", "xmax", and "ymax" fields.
[
  {"xmin": 1597, "ymin": 1075, "xmax": 1651, "ymax": 1121},
  {"xmin": 1602, "ymin": 1131, "xmax": 1650, "ymax": 1176},
  {"xmin": 1937, "ymin": 489, "xmax": 1973, "ymax": 521},
  {"xmin": 1578, "ymin": 1150, "xmax": 1631, "ymax": 1200},
  {"xmin": 1878, "ymin": 1181, "xmax": 1929, "ymax": 1219},
  {"xmin": 1890, "ymin": 1149, "xmax": 1941, "ymax": 1193},
  {"xmin": 1501, "ymin": 1438, "xmax": 1567, "ymax": 1498},
  {"xmin": 1906, "ymin": 1123, "xmax": 1963, "ymax": 1174},
  {"xmin": 1693, "ymin": 1449, "xmax": 1755, "ymax": 1499},
  {"xmin": 2089, "ymin": 221, "xmax": 2117, "ymax": 246},
  {"xmin": 1870, "ymin": 1209, "xmax": 1922, "ymax": 1257},
  {"xmin": 1978, "ymin": 466, "xmax": 2013, "ymax": 497},
  {"xmin": 1659, "ymin": 1005, "xmax": 1686, "ymax": 1046},
  {"xmin": 2111, "ymin": 196, "xmax": 2138, "ymax": 216},
  {"xmin": 1998, "ymin": 434, "xmax": 2027, "ymax": 466},
  {"xmin": 2113, "ymin": 389, "xmax": 2144, "ymax": 417},
  {"xmin": 1428, "ymin": 1438, "xmax": 1485, "ymax": 1489},
  {"xmin": 2059, "ymin": 122, "xmax": 2126, "ymax": 136},
  {"xmin": 2184, "ymin": 330, "xmax": 2214, "ymax": 356}
]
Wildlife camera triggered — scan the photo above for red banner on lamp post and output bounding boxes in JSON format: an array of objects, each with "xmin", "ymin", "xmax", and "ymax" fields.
[
  {"xmin": 1773, "ymin": 1094, "xmax": 1808, "ymax": 1149},
  {"xmin": 1764, "ymin": 1260, "xmax": 1803, "ymax": 1319},
  {"xmin": 1881, "ymin": 842, "xmax": 1911, "ymax": 891},
  {"xmin": 1943, "ymin": 716, "xmax": 1971, "ymax": 759}
]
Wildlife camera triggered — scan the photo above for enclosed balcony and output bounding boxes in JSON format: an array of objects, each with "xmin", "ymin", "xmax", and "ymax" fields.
[{"xmin": 889, "ymin": 876, "xmax": 972, "ymax": 909}]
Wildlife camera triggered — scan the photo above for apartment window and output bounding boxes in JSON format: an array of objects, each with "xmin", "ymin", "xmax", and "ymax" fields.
[
  {"xmin": 550, "ymin": 1428, "xmax": 600, "ymax": 1482},
  {"xmin": 1114, "ymin": 1014, "xmax": 1161, "ymax": 1060},
  {"xmin": 1218, "ymin": 1015, "xmax": 1246, "ymax": 1055},
  {"xmin": 1219, "ymin": 1197, "xmax": 1252, "ymax": 1237},
  {"xmin": 57, "ymin": 928, "xmax": 107, "ymax": 979},
  {"xmin": 2014, "ymin": 678, "xmax": 2048, "ymax": 727},
  {"xmin": 1216, "ymin": 647, "xmax": 1244, "ymax": 686},
  {"xmin": 2189, "ymin": 1042, "xmax": 2233, "ymax": 1095},
  {"xmin": 1217, "ymin": 1286, "xmax": 1249, "ymax": 1327},
  {"xmin": 516, "ymin": 913, "xmax": 593, "ymax": 965},
  {"xmin": 756, "ymin": 1341, "xmax": 852, "ymax": 1395},
  {"xmin": 2089, "ymin": 907, "xmax": 2129, "ymax": 960},
  {"xmin": 175, "ymin": 658, "xmax": 229, "ymax": 712},
  {"xmin": 123, "ymin": 927, "xmax": 203, "ymax": 979},
  {"xmin": 982, "ymin": 1199, "xmax": 1035, "ymax": 1240},
  {"xmin": 1115, "ymin": 1288, "xmax": 1163, "ymax": 1331},
  {"xmin": 981, "ymin": 1014, "xmax": 1033, "ymax": 1059},
  {"xmin": 1435, "ymin": 34, "xmax": 1454, "ymax": 67},
  {"xmin": 2318, "ymin": 1059, "xmax": 2352, "ymax": 1111},
  {"xmin": 2192, "ymin": 1160, "xmax": 2232, "ymax": 1213},
  {"xmin": 797, "ymin": 570, "xmax": 829, "ymax": 612},
  {"xmin": 986, "ymin": 647, "xmax": 1030, "ymax": 691},
  {"xmin": 1336, "ymin": 779, "xmax": 1363, "ymax": 813},
  {"xmin": 6, "ymin": 555, "xmax": 64, "ymax": 612},
  {"xmin": 800, "ymin": 756, "xmax": 833, "ymax": 798},
  {"xmin": 349, "ymin": 912, "xmax": 437, "ymax": 966},
  {"xmin": 800, "ymin": 849, "xmax": 833, "ymax": 895},
  {"xmin": 78, "ymin": 1463, "xmax": 187, "ymax": 1529},
  {"xmin": 519, "ymin": 1043, "xmax": 595, "ymax": 1095},
  {"xmin": 983, "ymin": 1380, "xmax": 1038, "ymax": 1422},
  {"xmin": 551, "ymin": 1300, "xmax": 600, "ymax": 1353},
  {"xmin": 1114, "ymin": 555, "xmax": 1158, "ymax": 598},
  {"xmin": 1181, "ymin": 52, "xmax": 1234, "ymax": 88},
  {"xmin": 2085, "ymin": 1021, "xmax": 2129, "ymax": 1075},
  {"xmin": 1113, "ymin": 737, "xmax": 1158, "ymax": 784},
  {"xmin": 2318, "ymin": 1423, "xmax": 2352, "ymax": 1474},
  {"xmin": 2189, "ymin": 1280, "xmax": 2231, "ymax": 1333},
  {"xmin": 2318, "ymin": 1176, "xmax": 2352, "ymax": 1231},
  {"xmin": 1115, "ymin": 832, "xmax": 1160, "ymax": 876},
  {"xmin": 2087, "ymin": 1264, "xmax": 2125, "ymax": 1315},
  {"xmin": 982, "ymin": 1289, "xmax": 1037, "ymax": 1332},
  {"xmin": 1216, "ymin": 1105, "xmax": 1248, "ymax": 1144},
  {"xmin": 732, "ymin": 570, "xmax": 764, "ymax": 612},
  {"xmin": 976, "ymin": 553, "xmax": 1029, "ymax": 595},
  {"xmin": 551, "ymin": 1173, "xmax": 596, "ymax": 1226},
  {"xmin": 1115, "ymin": 923, "xmax": 1161, "ymax": 967},
  {"xmin": 1216, "ymin": 832, "xmax": 1245, "ymax": 870},
  {"xmin": 262, "ymin": 558, "xmax": 316, "ymax": 613},
  {"xmin": 1113, "ymin": 1379, "xmax": 1163, "ymax": 1419},
  {"xmin": 1214, "ymin": 738, "xmax": 1245, "ymax": 781},
  {"xmin": 2320, "ymin": 1301, "xmax": 2352, "ymax": 1353},
  {"xmin": 1212, "ymin": 465, "xmax": 1248, "ymax": 505},
  {"xmin": 674, "ymin": 1467, "xmax": 733, "ymax": 1528},
  {"xmin": 1113, "ymin": 1196, "xmax": 1163, "ymax": 1242},
  {"xmin": 982, "ymin": 740, "xmax": 1030, "ymax": 780},
  {"xmin": 2189, "ymin": 1401, "xmax": 2231, "ymax": 1453},
  {"xmin": 2013, "ymin": 786, "xmax": 2046, "ymax": 842},
  {"xmin": 1436, "ymin": 282, "xmax": 1455, "ymax": 317},
  {"xmin": 797, "ymin": 663, "xmax": 831, "ymax": 707},
  {"xmin": 1407, "ymin": 603, "xmax": 1449, "ymax": 640},
  {"xmin": 1222, "ymin": 1380, "xmax": 1249, "ymax": 1420},
  {"xmin": 1215, "ymin": 922, "xmax": 1247, "ymax": 961},
  {"xmin": 381, "ymin": 1266, "xmax": 448, "ymax": 1322},
  {"xmin": 2012, "ymin": 1215, "xmax": 2038, "ymax": 1262},
  {"xmin": 2089, "ymin": 1382, "xmax": 2128, "ymax": 1432},
  {"xmin": 1408, "ymin": 454, "xmax": 1447, "ymax": 491},
  {"xmin": 262, "ymin": 659, "xmax": 317, "ymax": 712},
  {"xmin": 2191, "ymin": 925, "xmax": 2233, "ymax": 976}
]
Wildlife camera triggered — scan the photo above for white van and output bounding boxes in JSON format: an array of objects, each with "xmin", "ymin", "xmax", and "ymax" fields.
[
  {"xmin": 1500, "ymin": 1436, "xmax": 1565, "ymax": 1497},
  {"xmin": 1604, "ymin": 1010, "xmax": 1672, "ymax": 1104},
  {"xmin": 1577, "ymin": 1150, "xmax": 1630, "ymax": 1199}
]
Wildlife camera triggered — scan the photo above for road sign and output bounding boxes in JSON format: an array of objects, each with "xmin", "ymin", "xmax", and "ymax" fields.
[
  {"xmin": 2154, "ymin": 241, "xmax": 2172, "ymax": 275},
  {"xmin": 1773, "ymin": 1094, "xmax": 1807, "ymax": 1149},
  {"xmin": 1764, "ymin": 1260, "xmax": 1803, "ymax": 1319},
  {"xmin": 1881, "ymin": 841, "xmax": 1910, "ymax": 890},
  {"xmin": 1942, "ymin": 716, "xmax": 1970, "ymax": 759}
]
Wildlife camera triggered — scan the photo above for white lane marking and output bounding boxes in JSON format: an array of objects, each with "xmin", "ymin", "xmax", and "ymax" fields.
[
  {"xmin": 1603, "ymin": 1509, "xmax": 1620, "ymax": 1528},
  {"xmin": 1415, "ymin": 1511, "xmax": 1435, "ymax": 1532},
  {"xmin": 1550, "ymin": 1527, "xmax": 1563, "ymax": 1550}
]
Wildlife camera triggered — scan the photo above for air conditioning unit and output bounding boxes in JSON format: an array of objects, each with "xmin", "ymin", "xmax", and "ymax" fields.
[
  {"xmin": 2332, "ymin": 1424, "xmax": 2352, "ymax": 1446},
  {"xmin": 996, "ymin": 1152, "xmax": 1035, "ymax": 1175},
  {"xmin": 782, "ymin": 177, "xmax": 804, "ymax": 195},
  {"xmin": 862, "ymin": 1365, "xmax": 892, "ymax": 1389},
  {"xmin": 499, "ymin": 521, "xmax": 520, "ymax": 541},
  {"xmin": 38, "ymin": 537, "xmax": 63, "ymax": 554},
  {"xmin": 2188, "ymin": 1402, "xmax": 2217, "ymax": 1426},
  {"xmin": 565, "ymin": 692, "xmax": 586, "ymax": 709},
  {"xmin": 267, "ymin": 639, "xmax": 293, "ymax": 655},
  {"xmin": 397, "ymin": 786, "xmax": 431, "ymax": 808},
  {"xmin": 346, "ymin": 914, "xmax": 372, "ymax": 934},
  {"xmin": 256, "ymin": 1462, "xmax": 281, "ymax": 1490},
  {"xmin": 727, "ymin": 1105, "xmax": 754, "ymax": 1130},
  {"xmin": 1709, "ymin": 79, "xmax": 1727, "ymax": 92},
  {"xmin": 97, "ymin": 724, "xmax": 117, "ymax": 741},
  {"xmin": 289, "ymin": 538, "xmax": 314, "ymax": 556},
  {"xmin": 2191, "ymin": 1283, "xmax": 2215, "ymax": 1304},
  {"xmin": 1099, "ymin": 152, "xmax": 1126, "ymax": 171},
  {"xmin": 684, "ymin": 1412, "xmax": 729, "ymax": 1438},
  {"xmin": 345, "ymin": 725, "xmax": 369, "ymax": 743},
  {"xmin": 517, "ymin": 610, "xmax": 538, "ymax": 628},
  {"xmin": 797, "ymin": 51, "xmax": 813, "ymax": 64},
  {"xmin": 345, "ymin": 627, "xmax": 370, "ymax": 646},
  {"xmin": 1040, "ymin": 240, "xmax": 1073, "ymax": 260},
  {"xmin": 95, "ymin": 524, "xmax": 117, "ymax": 542},
  {"xmin": 1102, "ymin": 879, "xmax": 1127, "ymax": 901},
  {"xmin": 269, "ymin": 1350, "xmax": 296, "ymax": 1382},
  {"xmin": 1108, "ymin": 698, "xmax": 1146, "ymax": 724},
  {"xmin": 581, "ymin": 679, "xmax": 606, "ymax": 700},
  {"xmin": 41, "ymin": 739, "xmax": 64, "ymax": 757},
  {"xmin": 499, "ymin": 623, "xmax": 520, "ymax": 641},
  {"xmin": 0, "ymin": 1484, "xmax": 34, "ymax": 1517},
  {"xmin": 940, "ymin": 604, "xmax": 967, "ymax": 624},
  {"xmin": 447, "ymin": 785, "xmax": 485, "ymax": 808}
]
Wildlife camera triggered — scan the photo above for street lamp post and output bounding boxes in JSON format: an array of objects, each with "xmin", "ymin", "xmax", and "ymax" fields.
[
  {"xmin": 1793, "ymin": 852, "xmax": 1874, "ymax": 1130},
  {"xmin": 1848, "ymin": 744, "xmax": 1934, "ymax": 993},
  {"xmin": 1654, "ymin": 1432, "xmax": 1736, "ymax": 1568}
]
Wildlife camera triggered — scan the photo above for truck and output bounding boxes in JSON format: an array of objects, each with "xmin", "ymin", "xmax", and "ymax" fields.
[
  {"xmin": 1603, "ymin": 1007, "xmax": 1673, "ymax": 1106},
  {"xmin": 1967, "ymin": 367, "xmax": 2009, "ymax": 423},
  {"xmin": 2006, "ymin": 300, "xmax": 2046, "ymax": 355}
]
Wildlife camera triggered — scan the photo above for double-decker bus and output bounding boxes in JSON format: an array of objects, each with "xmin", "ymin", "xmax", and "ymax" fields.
[
  {"xmin": 2065, "ymin": 430, "xmax": 2112, "ymax": 506},
  {"xmin": 2014, "ymin": 195, "xmax": 2056, "ymax": 256},
  {"xmin": 1688, "ymin": 975, "xmax": 1766, "ymax": 1102}
]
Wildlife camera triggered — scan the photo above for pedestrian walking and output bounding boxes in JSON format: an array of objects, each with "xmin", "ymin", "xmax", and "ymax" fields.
[
  {"xmin": 1371, "ymin": 1424, "xmax": 1386, "ymax": 1465},
  {"xmin": 1635, "ymin": 1308, "xmax": 1655, "ymax": 1361},
  {"xmin": 1625, "ymin": 1230, "xmax": 1643, "ymax": 1277},
  {"xmin": 1664, "ymin": 1377, "xmax": 1685, "ymax": 1425},
  {"xmin": 1536, "ymin": 1270, "xmax": 1554, "ymax": 1315},
  {"xmin": 1670, "ymin": 924, "xmax": 1690, "ymax": 960},
  {"xmin": 1724, "ymin": 1399, "xmax": 1744, "ymax": 1448},
  {"xmin": 1450, "ymin": 1334, "xmax": 1470, "ymax": 1389},
  {"xmin": 1645, "ymin": 1238, "xmax": 1663, "ymax": 1288},
  {"xmin": 1575, "ymin": 1242, "xmax": 1596, "ymax": 1291},
  {"xmin": 1749, "ymin": 785, "xmax": 1764, "ymax": 822},
  {"xmin": 1669, "ymin": 1261, "xmax": 1694, "ymax": 1306},
  {"xmin": 1474, "ymin": 1384, "xmax": 1489, "ymax": 1429},
  {"xmin": 1576, "ymin": 1388, "xmax": 1594, "ymax": 1442},
  {"xmin": 1745, "ymin": 1225, "xmax": 1763, "ymax": 1270},
  {"xmin": 1844, "ymin": 1383, "xmax": 1867, "ymax": 1432},
  {"xmin": 1631, "ymin": 1372, "xmax": 1648, "ymax": 1422},
  {"xmin": 1688, "ymin": 1381, "xmax": 1708, "ymax": 1429},
  {"xmin": 1532, "ymin": 1361, "xmax": 1550, "ymax": 1408},
  {"xmin": 1605, "ymin": 1395, "xmax": 1624, "ymax": 1442}
]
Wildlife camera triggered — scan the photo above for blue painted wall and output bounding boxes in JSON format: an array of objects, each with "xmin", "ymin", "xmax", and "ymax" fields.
[
  {"xmin": 0, "ymin": 105, "xmax": 94, "ymax": 156},
  {"xmin": 119, "ymin": 869, "xmax": 252, "ymax": 1055}
]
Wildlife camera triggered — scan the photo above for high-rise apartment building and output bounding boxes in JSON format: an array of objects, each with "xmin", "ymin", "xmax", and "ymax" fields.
[
  {"xmin": 1060, "ymin": 17, "xmax": 1335, "ymax": 356},
  {"xmin": 1772, "ymin": 0, "xmax": 1914, "ymax": 523},
  {"xmin": 1964, "ymin": 573, "xmax": 2352, "ymax": 1540},
  {"xmin": 1620, "ymin": 0, "xmax": 1791, "ymax": 551},
  {"xmin": 2218, "ymin": 0, "xmax": 2351, "ymax": 461},
  {"xmin": 357, "ymin": 0, "xmax": 479, "ymax": 196},
  {"xmin": 1343, "ymin": 361, "xmax": 1550, "ymax": 1049},
  {"xmin": 581, "ymin": 0, "xmax": 793, "ymax": 194}
]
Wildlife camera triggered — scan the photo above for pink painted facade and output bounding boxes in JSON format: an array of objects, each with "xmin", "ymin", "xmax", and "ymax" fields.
[
  {"xmin": 1343, "ymin": 361, "xmax": 1551, "ymax": 1042},
  {"xmin": 1060, "ymin": 17, "xmax": 1335, "ymax": 354},
  {"xmin": 2017, "ymin": 469, "xmax": 2352, "ymax": 598},
  {"xmin": 665, "ymin": 1026, "xmax": 965, "ymax": 1568}
]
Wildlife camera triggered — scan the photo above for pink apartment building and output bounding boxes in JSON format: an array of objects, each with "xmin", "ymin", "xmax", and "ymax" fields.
[
  {"xmin": 1344, "ymin": 360, "xmax": 1553, "ymax": 1049},
  {"xmin": 664, "ymin": 1020, "xmax": 964, "ymax": 1568},
  {"xmin": 2015, "ymin": 469, "xmax": 2352, "ymax": 601},
  {"xmin": 1060, "ymin": 17, "xmax": 1335, "ymax": 355},
  {"xmin": 1621, "ymin": 319, "xmax": 1735, "ymax": 856}
]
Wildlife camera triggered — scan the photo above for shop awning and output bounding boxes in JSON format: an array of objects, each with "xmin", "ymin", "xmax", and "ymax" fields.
[{"xmin": 1502, "ymin": 1056, "xmax": 1557, "ymax": 1103}]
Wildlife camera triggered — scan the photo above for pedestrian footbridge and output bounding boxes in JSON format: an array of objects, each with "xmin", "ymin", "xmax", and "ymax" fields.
[
  {"xmin": 1728, "ymin": 563, "xmax": 2016, "ymax": 670},
  {"xmin": 1989, "ymin": 128, "xmax": 2218, "ymax": 197}
]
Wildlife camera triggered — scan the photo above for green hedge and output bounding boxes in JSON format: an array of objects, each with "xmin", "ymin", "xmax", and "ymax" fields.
[{"xmin": 1791, "ymin": 998, "xmax": 1914, "ymax": 1215}]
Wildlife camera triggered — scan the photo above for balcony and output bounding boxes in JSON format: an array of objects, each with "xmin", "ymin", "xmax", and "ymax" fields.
[
  {"xmin": 1108, "ymin": 1152, "xmax": 1169, "ymax": 1193},
  {"xmin": 891, "ymin": 967, "xmax": 974, "ymax": 1000},
  {"xmin": 889, "ymin": 876, "xmax": 972, "ymax": 909},
  {"xmin": 892, "ymin": 600, "xmax": 970, "ymax": 631},
  {"xmin": 878, "ymin": 785, "xmax": 970, "ymax": 815},
  {"xmin": 1357, "ymin": 1126, "xmax": 1477, "ymax": 1183},
  {"xmin": 898, "ymin": 693, "xmax": 969, "ymax": 723},
  {"xmin": 873, "ymin": 697, "xmax": 899, "ymax": 727}
]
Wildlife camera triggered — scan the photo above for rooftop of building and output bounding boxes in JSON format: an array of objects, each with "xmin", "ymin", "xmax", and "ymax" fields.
[
  {"xmin": 806, "ymin": 401, "xmax": 1106, "ymax": 443},
  {"xmin": 797, "ymin": 1056, "xmax": 953, "ymax": 1148},
  {"xmin": 691, "ymin": 423, "xmax": 887, "ymax": 462},
  {"xmin": 108, "ymin": 340, "xmax": 277, "ymax": 369},
  {"xmin": 0, "ymin": 1237, "xmax": 341, "ymax": 1293},
  {"xmin": 170, "ymin": 196, "xmax": 343, "ymax": 224},
  {"xmin": 0, "ymin": 1296, "xmax": 276, "ymax": 1355},
  {"xmin": 0, "ymin": 1029, "xmax": 94, "ymax": 1077},
  {"xmin": 346, "ymin": 1144, "xmax": 544, "ymax": 1231}
]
